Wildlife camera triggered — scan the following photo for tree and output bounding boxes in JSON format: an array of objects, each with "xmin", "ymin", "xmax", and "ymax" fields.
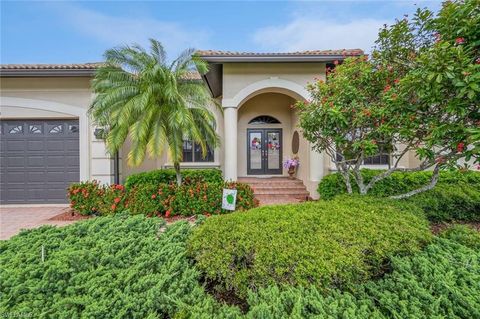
[
  {"xmin": 90, "ymin": 39, "xmax": 219, "ymax": 185},
  {"xmin": 298, "ymin": 0, "xmax": 480, "ymax": 198}
]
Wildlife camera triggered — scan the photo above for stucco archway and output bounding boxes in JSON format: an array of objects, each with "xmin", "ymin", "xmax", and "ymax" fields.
[
  {"xmin": 222, "ymin": 78, "xmax": 310, "ymax": 109},
  {"xmin": 0, "ymin": 96, "xmax": 90, "ymax": 181}
]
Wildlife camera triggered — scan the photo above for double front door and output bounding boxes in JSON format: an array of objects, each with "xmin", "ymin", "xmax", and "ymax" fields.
[{"xmin": 247, "ymin": 128, "xmax": 282, "ymax": 175}]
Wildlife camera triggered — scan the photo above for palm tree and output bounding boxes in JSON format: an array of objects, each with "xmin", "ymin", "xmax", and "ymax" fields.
[{"xmin": 90, "ymin": 39, "xmax": 219, "ymax": 185}]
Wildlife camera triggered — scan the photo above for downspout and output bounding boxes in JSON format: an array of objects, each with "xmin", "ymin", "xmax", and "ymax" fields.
[{"xmin": 113, "ymin": 151, "xmax": 120, "ymax": 184}]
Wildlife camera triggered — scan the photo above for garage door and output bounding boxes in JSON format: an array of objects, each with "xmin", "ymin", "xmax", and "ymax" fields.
[{"xmin": 0, "ymin": 119, "xmax": 80, "ymax": 204}]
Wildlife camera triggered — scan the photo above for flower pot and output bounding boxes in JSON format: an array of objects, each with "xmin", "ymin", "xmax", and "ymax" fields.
[{"xmin": 288, "ymin": 166, "xmax": 296, "ymax": 179}]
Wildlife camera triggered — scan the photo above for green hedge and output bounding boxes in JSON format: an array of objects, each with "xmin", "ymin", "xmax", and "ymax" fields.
[
  {"xmin": 188, "ymin": 196, "xmax": 431, "ymax": 298},
  {"xmin": 128, "ymin": 181, "xmax": 257, "ymax": 216},
  {"xmin": 245, "ymin": 230, "xmax": 480, "ymax": 318},
  {"xmin": 405, "ymin": 183, "xmax": 480, "ymax": 222},
  {"xmin": 318, "ymin": 169, "xmax": 480, "ymax": 199},
  {"xmin": 124, "ymin": 168, "xmax": 223, "ymax": 189},
  {"xmin": 0, "ymin": 215, "xmax": 241, "ymax": 318},
  {"xmin": 68, "ymin": 180, "xmax": 257, "ymax": 217},
  {"xmin": 318, "ymin": 170, "xmax": 480, "ymax": 222}
]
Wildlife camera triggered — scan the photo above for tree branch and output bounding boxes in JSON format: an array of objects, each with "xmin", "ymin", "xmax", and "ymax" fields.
[{"xmin": 389, "ymin": 164, "xmax": 441, "ymax": 199}]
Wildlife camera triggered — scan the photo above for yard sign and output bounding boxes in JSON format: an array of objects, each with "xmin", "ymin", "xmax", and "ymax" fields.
[{"xmin": 222, "ymin": 189, "xmax": 237, "ymax": 211}]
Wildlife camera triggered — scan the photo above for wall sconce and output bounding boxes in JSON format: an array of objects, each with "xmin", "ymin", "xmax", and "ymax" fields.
[{"xmin": 93, "ymin": 128, "xmax": 107, "ymax": 140}]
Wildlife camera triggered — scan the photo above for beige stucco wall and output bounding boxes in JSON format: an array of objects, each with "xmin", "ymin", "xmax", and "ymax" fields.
[
  {"xmin": 0, "ymin": 77, "xmax": 114, "ymax": 184},
  {"xmin": 223, "ymin": 63, "xmax": 325, "ymax": 101}
]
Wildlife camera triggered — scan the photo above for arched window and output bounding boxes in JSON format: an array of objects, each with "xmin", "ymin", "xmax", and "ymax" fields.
[{"xmin": 248, "ymin": 115, "xmax": 281, "ymax": 125}]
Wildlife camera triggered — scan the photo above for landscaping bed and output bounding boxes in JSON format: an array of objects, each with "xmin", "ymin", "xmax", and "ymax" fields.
[
  {"xmin": 318, "ymin": 170, "xmax": 480, "ymax": 222},
  {"xmin": 67, "ymin": 169, "xmax": 258, "ymax": 217},
  {"xmin": 48, "ymin": 209, "xmax": 92, "ymax": 221},
  {"xmin": 1, "ymin": 204, "xmax": 479, "ymax": 318}
]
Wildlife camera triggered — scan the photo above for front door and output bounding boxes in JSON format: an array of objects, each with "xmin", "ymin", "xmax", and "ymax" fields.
[{"xmin": 247, "ymin": 128, "xmax": 282, "ymax": 175}]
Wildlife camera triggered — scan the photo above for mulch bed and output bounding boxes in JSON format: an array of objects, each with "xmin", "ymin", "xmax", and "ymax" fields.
[
  {"xmin": 49, "ymin": 210, "xmax": 198, "ymax": 224},
  {"xmin": 430, "ymin": 221, "xmax": 480, "ymax": 235},
  {"xmin": 164, "ymin": 215, "xmax": 197, "ymax": 224},
  {"xmin": 48, "ymin": 209, "xmax": 92, "ymax": 221}
]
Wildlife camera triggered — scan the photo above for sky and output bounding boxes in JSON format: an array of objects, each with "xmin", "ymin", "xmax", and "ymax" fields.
[{"xmin": 1, "ymin": 0, "xmax": 442, "ymax": 64}]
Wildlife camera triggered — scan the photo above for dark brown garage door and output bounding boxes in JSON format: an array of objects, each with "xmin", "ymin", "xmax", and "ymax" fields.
[{"xmin": 0, "ymin": 119, "xmax": 80, "ymax": 204}]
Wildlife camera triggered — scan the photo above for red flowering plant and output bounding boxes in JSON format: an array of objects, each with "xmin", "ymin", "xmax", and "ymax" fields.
[
  {"xmin": 127, "ymin": 183, "xmax": 174, "ymax": 216},
  {"xmin": 67, "ymin": 181, "xmax": 104, "ymax": 215},
  {"xmin": 97, "ymin": 184, "xmax": 127, "ymax": 215},
  {"xmin": 159, "ymin": 181, "xmax": 258, "ymax": 217},
  {"xmin": 299, "ymin": 0, "xmax": 479, "ymax": 199}
]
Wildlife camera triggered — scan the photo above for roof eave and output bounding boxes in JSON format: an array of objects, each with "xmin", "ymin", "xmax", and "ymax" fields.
[
  {"xmin": 198, "ymin": 55, "xmax": 357, "ymax": 63},
  {"xmin": 0, "ymin": 69, "xmax": 97, "ymax": 77}
]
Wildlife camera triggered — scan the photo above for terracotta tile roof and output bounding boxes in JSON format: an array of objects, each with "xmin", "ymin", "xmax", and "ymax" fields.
[
  {"xmin": 183, "ymin": 70, "xmax": 202, "ymax": 80},
  {"xmin": 0, "ymin": 63, "xmax": 103, "ymax": 70},
  {"xmin": 0, "ymin": 63, "xmax": 202, "ymax": 80},
  {"xmin": 196, "ymin": 49, "xmax": 364, "ymax": 57}
]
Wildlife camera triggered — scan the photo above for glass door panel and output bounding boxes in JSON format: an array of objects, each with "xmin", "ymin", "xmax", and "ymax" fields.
[
  {"xmin": 247, "ymin": 129, "xmax": 282, "ymax": 175},
  {"xmin": 249, "ymin": 131, "xmax": 263, "ymax": 170},
  {"xmin": 266, "ymin": 130, "xmax": 282, "ymax": 174}
]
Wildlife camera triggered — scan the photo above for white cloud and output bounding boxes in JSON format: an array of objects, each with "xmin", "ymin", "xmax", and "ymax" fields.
[
  {"xmin": 253, "ymin": 17, "xmax": 389, "ymax": 53},
  {"xmin": 52, "ymin": 3, "xmax": 210, "ymax": 57}
]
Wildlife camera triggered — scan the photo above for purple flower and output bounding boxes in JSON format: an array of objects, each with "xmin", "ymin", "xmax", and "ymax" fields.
[{"xmin": 283, "ymin": 158, "xmax": 300, "ymax": 169}]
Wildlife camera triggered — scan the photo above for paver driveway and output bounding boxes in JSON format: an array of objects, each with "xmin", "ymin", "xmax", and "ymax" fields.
[{"xmin": 0, "ymin": 206, "xmax": 76, "ymax": 240}]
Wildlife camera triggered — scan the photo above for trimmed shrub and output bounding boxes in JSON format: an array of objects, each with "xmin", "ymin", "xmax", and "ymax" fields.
[
  {"xmin": 126, "ymin": 183, "xmax": 175, "ymax": 215},
  {"xmin": 318, "ymin": 169, "xmax": 480, "ymax": 199},
  {"xmin": 439, "ymin": 224, "xmax": 480, "ymax": 250},
  {"xmin": 188, "ymin": 196, "xmax": 431, "ymax": 297},
  {"xmin": 318, "ymin": 170, "xmax": 480, "ymax": 222},
  {"xmin": 0, "ymin": 216, "xmax": 241, "ymax": 318},
  {"xmin": 127, "ymin": 181, "xmax": 257, "ymax": 216},
  {"xmin": 68, "ymin": 179, "xmax": 256, "ymax": 217},
  {"xmin": 405, "ymin": 183, "xmax": 480, "ymax": 221},
  {"xmin": 124, "ymin": 168, "xmax": 223, "ymax": 189},
  {"xmin": 67, "ymin": 181, "xmax": 127, "ymax": 215},
  {"xmin": 245, "ymin": 233, "xmax": 480, "ymax": 318}
]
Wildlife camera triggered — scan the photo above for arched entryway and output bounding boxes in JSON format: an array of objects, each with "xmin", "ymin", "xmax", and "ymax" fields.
[{"xmin": 237, "ymin": 92, "xmax": 295, "ymax": 176}]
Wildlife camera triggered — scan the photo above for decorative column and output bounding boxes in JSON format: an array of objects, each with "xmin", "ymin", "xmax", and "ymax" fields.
[{"xmin": 223, "ymin": 106, "xmax": 238, "ymax": 181}]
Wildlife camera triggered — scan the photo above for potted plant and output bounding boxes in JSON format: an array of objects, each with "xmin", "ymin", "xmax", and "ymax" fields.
[{"xmin": 283, "ymin": 157, "xmax": 299, "ymax": 179}]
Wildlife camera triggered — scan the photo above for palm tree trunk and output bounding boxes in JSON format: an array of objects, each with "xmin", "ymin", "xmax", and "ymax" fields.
[{"xmin": 174, "ymin": 162, "xmax": 182, "ymax": 186}]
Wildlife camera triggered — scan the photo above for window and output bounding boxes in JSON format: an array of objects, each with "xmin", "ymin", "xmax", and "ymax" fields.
[
  {"xmin": 248, "ymin": 115, "xmax": 281, "ymax": 125},
  {"xmin": 336, "ymin": 152, "xmax": 390, "ymax": 165},
  {"xmin": 363, "ymin": 154, "xmax": 390, "ymax": 165},
  {"xmin": 182, "ymin": 140, "xmax": 214, "ymax": 162}
]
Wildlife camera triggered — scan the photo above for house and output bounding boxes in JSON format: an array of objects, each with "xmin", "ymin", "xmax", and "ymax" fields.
[{"xmin": 0, "ymin": 49, "xmax": 424, "ymax": 205}]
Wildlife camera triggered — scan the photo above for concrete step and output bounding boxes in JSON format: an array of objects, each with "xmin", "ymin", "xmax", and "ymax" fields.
[
  {"xmin": 254, "ymin": 194, "xmax": 308, "ymax": 206},
  {"xmin": 252, "ymin": 189, "xmax": 310, "ymax": 195},
  {"xmin": 239, "ymin": 177, "xmax": 310, "ymax": 206}
]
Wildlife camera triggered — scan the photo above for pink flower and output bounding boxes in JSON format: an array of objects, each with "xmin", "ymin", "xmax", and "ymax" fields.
[
  {"xmin": 457, "ymin": 142, "xmax": 465, "ymax": 153},
  {"xmin": 384, "ymin": 85, "xmax": 391, "ymax": 93},
  {"xmin": 455, "ymin": 37, "xmax": 465, "ymax": 44},
  {"xmin": 114, "ymin": 197, "xmax": 121, "ymax": 204},
  {"xmin": 151, "ymin": 194, "xmax": 156, "ymax": 199},
  {"xmin": 333, "ymin": 60, "xmax": 339, "ymax": 65}
]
